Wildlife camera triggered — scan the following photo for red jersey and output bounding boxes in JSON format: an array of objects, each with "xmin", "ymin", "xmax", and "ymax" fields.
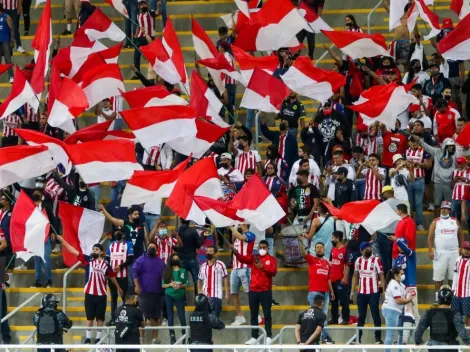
[
  {"xmin": 362, "ymin": 167, "xmax": 385, "ymax": 200},
  {"xmin": 79, "ymin": 254, "xmax": 116, "ymax": 296},
  {"xmin": 454, "ymin": 256, "xmax": 470, "ymax": 298},
  {"xmin": 330, "ymin": 246, "xmax": 350, "ymax": 282},
  {"xmin": 234, "ymin": 251, "xmax": 277, "ymax": 292},
  {"xmin": 306, "ymin": 254, "xmax": 330, "ymax": 292},
  {"xmin": 435, "ymin": 107, "xmax": 459, "ymax": 143},
  {"xmin": 382, "ymin": 132, "xmax": 408, "ymax": 167},
  {"xmin": 392, "ymin": 215, "xmax": 416, "ymax": 259},
  {"xmin": 355, "ymin": 255, "xmax": 383, "ymax": 294}
]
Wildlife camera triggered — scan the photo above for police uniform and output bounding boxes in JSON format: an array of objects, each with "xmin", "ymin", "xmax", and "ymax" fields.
[
  {"xmin": 296, "ymin": 306, "xmax": 326, "ymax": 349},
  {"xmin": 33, "ymin": 306, "xmax": 72, "ymax": 352},
  {"xmin": 114, "ymin": 304, "xmax": 144, "ymax": 352},
  {"xmin": 190, "ymin": 294, "xmax": 225, "ymax": 352}
]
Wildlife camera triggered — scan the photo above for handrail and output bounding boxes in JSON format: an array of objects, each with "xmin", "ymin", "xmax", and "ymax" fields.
[
  {"xmin": 314, "ymin": 44, "xmax": 335, "ymax": 67},
  {"xmin": 62, "ymin": 261, "xmax": 80, "ymax": 314},
  {"xmin": 1, "ymin": 292, "xmax": 42, "ymax": 323},
  {"xmin": 367, "ymin": 0, "xmax": 384, "ymax": 34},
  {"xmin": 254, "ymin": 110, "xmax": 261, "ymax": 151}
]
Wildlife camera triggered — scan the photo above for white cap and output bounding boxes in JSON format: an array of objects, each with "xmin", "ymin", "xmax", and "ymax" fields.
[
  {"xmin": 392, "ymin": 154, "xmax": 404, "ymax": 164},
  {"xmin": 220, "ymin": 152, "xmax": 232, "ymax": 160}
]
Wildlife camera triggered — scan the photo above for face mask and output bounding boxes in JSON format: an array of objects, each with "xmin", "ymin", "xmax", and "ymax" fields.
[
  {"xmin": 363, "ymin": 250, "xmax": 372, "ymax": 258},
  {"xmin": 414, "ymin": 66, "xmax": 421, "ymax": 72},
  {"xmin": 296, "ymin": 178, "xmax": 302, "ymax": 184},
  {"xmin": 441, "ymin": 213, "xmax": 450, "ymax": 219},
  {"xmin": 279, "ymin": 123, "xmax": 287, "ymax": 131},
  {"xmin": 237, "ymin": 143, "xmax": 245, "ymax": 150},
  {"xmin": 222, "ymin": 163, "xmax": 229, "ymax": 170},
  {"xmin": 141, "ymin": 7, "xmax": 148, "ymax": 12},
  {"xmin": 400, "ymin": 274, "xmax": 406, "ymax": 282},
  {"xmin": 35, "ymin": 182, "xmax": 44, "ymax": 188},
  {"xmin": 115, "ymin": 233, "xmax": 123, "ymax": 241},
  {"xmin": 316, "ymin": 253, "xmax": 324, "ymax": 258},
  {"xmin": 158, "ymin": 229, "xmax": 168, "ymax": 236},
  {"xmin": 147, "ymin": 247, "xmax": 156, "ymax": 257},
  {"xmin": 346, "ymin": 22, "xmax": 352, "ymax": 27},
  {"xmin": 103, "ymin": 107, "xmax": 110, "ymax": 111},
  {"xmin": 206, "ymin": 253, "xmax": 214, "ymax": 260},
  {"xmin": 259, "ymin": 249, "xmax": 267, "ymax": 256},
  {"xmin": 331, "ymin": 241, "xmax": 338, "ymax": 247},
  {"xmin": 32, "ymin": 194, "xmax": 42, "ymax": 202},
  {"xmin": 431, "ymin": 70, "xmax": 440, "ymax": 76},
  {"xmin": 79, "ymin": 181, "xmax": 87, "ymax": 189},
  {"xmin": 444, "ymin": 95, "xmax": 452, "ymax": 100},
  {"xmin": 171, "ymin": 259, "xmax": 180, "ymax": 266},
  {"xmin": 90, "ymin": 253, "xmax": 99, "ymax": 259}
]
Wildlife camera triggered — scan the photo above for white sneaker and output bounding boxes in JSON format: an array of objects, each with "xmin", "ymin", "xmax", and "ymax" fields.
[
  {"xmin": 266, "ymin": 337, "xmax": 272, "ymax": 345},
  {"xmin": 428, "ymin": 204, "xmax": 435, "ymax": 211},
  {"xmin": 231, "ymin": 315, "xmax": 246, "ymax": 326},
  {"xmin": 17, "ymin": 46, "xmax": 25, "ymax": 53},
  {"xmin": 14, "ymin": 264, "xmax": 26, "ymax": 270},
  {"xmin": 417, "ymin": 225, "xmax": 425, "ymax": 231},
  {"xmin": 161, "ymin": 318, "xmax": 168, "ymax": 326},
  {"xmin": 245, "ymin": 338, "xmax": 257, "ymax": 345},
  {"xmin": 8, "ymin": 77, "xmax": 13, "ymax": 83},
  {"xmin": 52, "ymin": 244, "xmax": 61, "ymax": 254}
]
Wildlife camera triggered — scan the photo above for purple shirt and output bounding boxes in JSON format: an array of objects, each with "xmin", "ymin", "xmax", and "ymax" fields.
[{"xmin": 132, "ymin": 253, "xmax": 166, "ymax": 294}]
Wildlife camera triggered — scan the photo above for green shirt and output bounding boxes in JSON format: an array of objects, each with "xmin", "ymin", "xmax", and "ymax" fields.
[{"xmin": 163, "ymin": 268, "xmax": 188, "ymax": 299}]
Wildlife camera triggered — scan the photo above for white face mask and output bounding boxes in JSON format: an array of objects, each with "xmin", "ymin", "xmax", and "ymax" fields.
[
  {"xmin": 400, "ymin": 274, "xmax": 406, "ymax": 282},
  {"xmin": 259, "ymin": 249, "xmax": 267, "ymax": 256}
]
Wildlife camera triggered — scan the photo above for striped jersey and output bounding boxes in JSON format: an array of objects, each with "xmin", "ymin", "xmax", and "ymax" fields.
[
  {"xmin": 354, "ymin": 255, "xmax": 383, "ymax": 294},
  {"xmin": 355, "ymin": 134, "xmax": 378, "ymax": 156},
  {"xmin": 2, "ymin": 113, "xmax": 20, "ymax": 137},
  {"xmin": 278, "ymin": 134, "xmax": 287, "ymax": 159},
  {"xmin": 79, "ymin": 254, "xmax": 116, "ymax": 296},
  {"xmin": 235, "ymin": 150, "xmax": 261, "ymax": 176},
  {"xmin": 143, "ymin": 145, "xmax": 162, "ymax": 167},
  {"xmin": 23, "ymin": 104, "xmax": 39, "ymax": 123},
  {"xmin": 453, "ymin": 256, "xmax": 470, "ymax": 298},
  {"xmin": 154, "ymin": 235, "xmax": 177, "ymax": 264},
  {"xmin": 1, "ymin": 0, "xmax": 17, "ymax": 10},
  {"xmin": 136, "ymin": 12, "xmax": 155, "ymax": 38},
  {"xmin": 223, "ymin": 52, "xmax": 236, "ymax": 85},
  {"xmin": 44, "ymin": 177, "xmax": 65, "ymax": 216},
  {"xmin": 198, "ymin": 260, "xmax": 227, "ymax": 299},
  {"xmin": 405, "ymin": 147, "xmax": 426, "ymax": 178},
  {"xmin": 232, "ymin": 232, "xmax": 255, "ymax": 270},
  {"xmin": 452, "ymin": 168, "xmax": 470, "ymax": 200},
  {"xmin": 107, "ymin": 240, "xmax": 134, "ymax": 278},
  {"xmin": 264, "ymin": 158, "xmax": 286, "ymax": 179},
  {"xmin": 362, "ymin": 167, "xmax": 385, "ymax": 200}
]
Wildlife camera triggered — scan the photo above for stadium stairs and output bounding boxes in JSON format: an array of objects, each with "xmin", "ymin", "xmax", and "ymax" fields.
[{"xmin": 0, "ymin": 0, "xmax": 464, "ymax": 347}]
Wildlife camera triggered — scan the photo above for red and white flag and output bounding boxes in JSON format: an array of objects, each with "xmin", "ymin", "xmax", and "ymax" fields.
[
  {"xmin": 105, "ymin": 0, "xmax": 128, "ymax": 17},
  {"xmin": 0, "ymin": 67, "xmax": 39, "ymax": 118},
  {"xmin": 297, "ymin": 1, "xmax": 332, "ymax": 33},
  {"xmin": 121, "ymin": 157, "xmax": 190, "ymax": 207},
  {"xmin": 14, "ymin": 129, "xmax": 72, "ymax": 175},
  {"xmin": 321, "ymin": 30, "xmax": 389, "ymax": 60},
  {"xmin": 231, "ymin": 173, "xmax": 285, "ymax": 231},
  {"xmin": 438, "ymin": 13, "xmax": 470, "ymax": 60},
  {"xmin": 80, "ymin": 63, "xmax": 124, "ymax": 107},
  {"xmin": 62, "ymin": 129, "xmax": 135, "ymax": 144},
  {"xmin": 47, "ymin": 61, "xmax": 61, "ymax": 115},
  {"xmin": 121, "ymin": 86, "xmax": 188, "ymax": 108},
  {"xmin": 120, "ymin": 106, "xmax": 197, "ymax": 150},
  {"xmin": 323, "ymin": 200, "xmax": 401, "ymax": 234},
  {"xmin": 220, "ymin": 8, "xmax": 261, "ymax": 29},
  {"xmin": 65, "ymin": 139, "xmax": 143, "ymax": 183},
  {"xmin": 197, "ymin": 53, "xmax": 245, "ymax": 85},
  {"xmin": 168, "ymin": 118, "xmax": 230, "ymax": 158},
  {"xmin": 59, "ymin": 202, "xmax": 105, "ymax": 267},
  {"xmin": 389, "ymin": 0, "xmax": 411, "ymax": 30},
  {"xmin": 166, "ymin": 158, "xmax": 224, "ymax": 224},
  {"xmin": 48, "ymin": 77, "xmax": 89, "ymax": 134},
  {"xmin": 451, "ymin": 0, "xmax": 470, "ymax": 19},
  {"xmin": 190, "ymin": 71, "xmax": 228, "ymax": 128},
  {"xmin": 235, "ymin": 0, "xmax": 250, "ymax": 17},
  {"xmin": 456, "ymin": 122, "xmax": 470, "ymax": 147},
  {"xmin": 234, "ymin": 0, "xmax": 306, "ymax": 51},
  {"xmin": 415, "ymin": 0, "xmax": 441, "ymax": 39},
  {"xmin": 240, "ymin": 67, "xmax": 290, "ymax": 113},
  {"xmin": 193, "ymin": 196, "xmax": 243, "ymax": 228},
  {"xmin": 232, "ymin": 45, "xmax": 278, "ymax": 83},
  {"xmin": 30, "ymin": 0, "xmax": 51, "ymax": 95},
  {"xmin": 192, "ymin": 17, "xmax": 225, "ymax": 94},
  {"xmin": 281, "ymin": 56, "xmax": 346, "ymax": 104},
  {"xmin": 75, "ymin": 8, "xmax": 125, "ymax": 42},
  {"xmin": 63, "ymin": 120, "xmax": 113, "ymax": 145},
  {"xmin": 10, "ymin": 191, "xmax": 50, "ymax": 262},
  {"xmin": 0, "ymin": 145, "xmax": 56, "ymax": 188},
  {"xmin": 349, "ymin": 84, "xmax": 417, "ymax": 130}
]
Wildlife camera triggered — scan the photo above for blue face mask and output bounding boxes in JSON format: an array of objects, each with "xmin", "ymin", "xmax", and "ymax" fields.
[{"xmin": 158, "ymin": 229, "xmax": 168, "ymax": 236}]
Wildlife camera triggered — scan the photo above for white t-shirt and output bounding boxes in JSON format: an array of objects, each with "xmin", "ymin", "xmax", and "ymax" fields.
[
  {"xmin": 390, "ymin": 168, "xmax": 410, "ymax": 202},
  {"xmin": 97, "ymin": 107, "xmax": 115, "ymax": 124},
  {"xmin": 403, "ymin": 71, "xmax": 429, "ymax": 87},
  {"xmin": 409, "ymin": 115, "xmax": 432, "ymax": 130},
  {"xmin": 382, "ymin": 279, "xmax": 406, "ymax": 313}
]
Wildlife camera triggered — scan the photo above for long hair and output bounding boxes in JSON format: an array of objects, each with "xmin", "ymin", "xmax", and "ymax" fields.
[
  {"xmin": 163, "ymin": 254, "xmax": 179, "ymax": 284},
  {"xmin": 385, "ymin": 266, "xmax": 402, "ymax": 289},
  {"xmin": 345, "ymin": 15, "xmax": 360, "ymax": 30},
  {"xmin": 406, "ymin": 59, "xmax": 420, "ymax": 84}
]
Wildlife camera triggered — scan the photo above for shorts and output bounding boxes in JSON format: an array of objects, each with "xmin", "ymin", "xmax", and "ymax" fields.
[
  {"xmin": 85, "ymin": 294, "xmax": 107, "ymax": 321},
  {"xmin": 140, "ymin": 293, "xmax": 162, "ymax": 320},
  {"xmin": 434, "ymin": 183, "xmax": 453, "ymax": 206},
  {"xmin": 433, "ymin": 251, "xmax": 459, "ymax": 281},
  {"xmin": 230, "ymin": 268, "xmax": 250, "ymax": 294},
  {"xmin": 64, "ymin": 0, "xmax": 80, "ymax": 20},
  {"xmin": 452, "ymin": 296, "xmax": 470, "ymax": 316}
]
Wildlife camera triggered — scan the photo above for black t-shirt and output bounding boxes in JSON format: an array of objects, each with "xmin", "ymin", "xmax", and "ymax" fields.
[
  {"xmin": 114, "ymin": 304, "xmax": 144, "ymax": 344},
  {"xmin": 72, "ymin": 189, "xmax": 95, "ymax": 210},
  {"xmin": 334, "ymin": 179, "xmax": 356, "ymax": 208},
  {"xmin": 278, "ymin": 99, "xmax": 305, "ymax": 129},
  {"xmin": 288, "ymin": 183, "xmax": 320, "ymax": 217},
  {"xmin": 297, "ymin": 306, "xmax": 326, "ymax": 344},
  {"xmin": 123, "ymin": 221, "xmax": 146, "ymax": 258}
]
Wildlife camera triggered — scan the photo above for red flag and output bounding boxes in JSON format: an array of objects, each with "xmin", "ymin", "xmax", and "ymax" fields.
[
  {"xmin": 415, "ymin": 0, "xmax": 441, "ymax": 40},
  {"xmin": 0, "ymin": 67, "xmax": 39, "ymax": 118},
  {"xmin": 80, "ymin": 63, "xmax": 124, "ymax": 107},
  {"xmin": 47, "ymin": 60, "xmax": 61, "ymax": 115},
  {"xmin": 120, "ymin": 86, "xmax": 188, "ymax": 108},
  {"xmin": 456, "ymin": 122, "xmax": 470, "ymax": 147},
  {"xmin": 451, "ymin": 0, "xmax": 470, "ymax": 18},
  {"xmin": 105, "ymin": 0, "xmax": 128, "ymax": 17},
  {"xmin": 30, "ymin": 0, "xmax": 51, "ymax": 95},
  {"xmin": 298, "ymin": 1, "xmax": 332, "ymax": 33},
  {"xmin": 63, "ymin": 121, "xmax": 114, "ymax": 144},
  {"xmin": 232, "ymin": 45, "xmax": 278, "ymax": 83},
  {"xmin": 438, "ymin": 14, "xmax": 470, "ymax": 60},
  {"xmin": 197, "ymin": 53, "xmax": 244, "ymax": 84},
  {"xmin": 75, "ymin": 8, "xmax": 125, "ymax": 42},
  {"xmin": 193, "ymin": 196, "xmax": 244, "ymax": 227}
]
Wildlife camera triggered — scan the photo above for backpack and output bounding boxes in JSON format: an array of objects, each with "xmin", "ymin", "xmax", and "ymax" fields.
[{"xmin": 37, "ymin": 309, "xmax": 60, "ymax": 337}]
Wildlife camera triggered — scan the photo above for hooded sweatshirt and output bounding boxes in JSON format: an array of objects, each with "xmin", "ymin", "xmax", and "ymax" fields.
[{"xmin": 419, "ymin": 137, "xmax": 456, "ymax": 184}]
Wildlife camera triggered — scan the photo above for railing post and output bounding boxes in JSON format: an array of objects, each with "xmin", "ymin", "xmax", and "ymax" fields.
[
  {"xmin": 367, "ymin": 0, "xmax": 384, "ymax": 34},
  {"xmin": 254, "ymin": 111, "xmax": 260, "ymax": 151},
  {"xmin": 62, "ymin": 261, "xmax": 80, "ymax": 314},
  {"xmin": 314, "ymin": 45, "xmax": 335, "ymax": 67}
]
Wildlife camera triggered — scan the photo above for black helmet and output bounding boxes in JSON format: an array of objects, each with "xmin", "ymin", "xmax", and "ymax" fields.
[
  {"xmin": 438, "ymin": 287, "xmax": 453, "ymax": 305},
  {"xmin": 194, "ymin": 294, "xmax": 209, "ymax": 311},
  {"xmin": 42, "ymin": 294, "xmax": 59, "ymax": 308}
]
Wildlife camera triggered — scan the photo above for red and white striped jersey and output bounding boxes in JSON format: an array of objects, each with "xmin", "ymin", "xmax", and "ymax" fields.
[
  {"xmin": 203, "ymin": 152, "xmax": 219, "ymax": 165},
  {"xmin": 198, "ymin": 260, "xmax": 227, "ymax": 299},
  {"xmin": 143, "ymin": 145, "xmax": 162, "ymax": 167},
  {"xmin": 454, "ymin": 256, "xmax": 470, "ymax": 298},
  {"xmin": 264, "ymin": 158, "xmax": 284, "ymax": 178},
  {"xmin": 405, "ymin": 147, "xmax": 426, "ymax": 178},
  {"xmin": 82, "ymin": 256, "xmax": 115, "ymax": 296},
  {"xmin": 452, "ymin": 168, "xmax": 470, "ymax": 200},
  {"xmin": 142, "ymin": 144, "xmax": 173, "ymax": 169},
  {"xmin": 2, "ymin": 113, "xmax": 20, "ymax": 137},
  {"xmin": 44, "ymin": 177, "xmax": 65, "ymax": 216},
  {"xmin": 235, "ymin": 150, "xmax": 261, "ymax": 176},
  {"xmin": 136, "ymin": 12, "xmax": 155, "ymax": 38},
  {"xmin": 154, "ymin": 236, "xmax": 177, "ymax": 263},
  {"xmin": 354, "ymin": 255, "xmax": 383, "ymax": 294},
  {"xmin": 278, "ymin": 135, "xmax": 287, "ymax": 159},
  {"xmin": 362, "ymin": 167, "xmax": 385, "ymax": 200},
  {"xmin": 1, "ymin": 0, "xmax": 18, "ymax": 10},
  {"xmin": 107, "ymin": 241, "xmax": 134, "ymax": 278},
  {"xmin": 23, "ymin": 104, "xmax": 39, "ymax": 123},
  {"xmin": 355, "ymin": 134, "xmax": 378, "ymax": 156},
  {"xmin": 232, "ymin": 236, "xmax": 255, "ymax": 269},
  {"xmin": 223, "ymin": 52, "xmax": 236, "ymax": 85}
]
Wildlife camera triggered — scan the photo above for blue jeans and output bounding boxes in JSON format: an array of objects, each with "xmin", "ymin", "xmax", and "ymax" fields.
[
  {"xmin": 355, "ymin": 179, "xmax": 366, "ymax": 200},
  {"xmin": 145, "ymin": 213, "xmax": 160, "ymax": 234},
  {"xmin": 452, "ymin": 199, "xmax": 462, "ymax": 221},
  {"xmin": 308, "ymin": 291, "xmax": 329, "ymax": 339},
  {"xmin": 112, "ymin": 118, "xmax": 124, "ymax": 131},
  {"xmin": 35, "ymin": 237, "xmax": 52, "ymax": 283},
  {"xmin": 127, "ymin": 262, "xmax": 134, "ymax": 293},
  {"xmin": 111, "ymin": 180, "xmax": 127, "ymax": 202},
  {"xmin": 164, "ymin": 294, "xmax": 186, "ymax": 337},
  {"xmin": 88, "ymin": 185, "xmax": 100, "ymax": 210},
  {"xmin": 266, "ymin": 238, "xmax": 274, "ymax": 257},
  {"xmin": 382, "ymin": 308, "xmax": 401, "ymax": 352},
  {"xmin": 407, "ymin": 178, "xmax": 424, "ymax": 226},
  {"xmin": 180, "ymin": 258, "xmax": 199, "ymax": 294},
  {"xmin": 123, "ymin": 0, "xmax": 137, "ymax": 41}
]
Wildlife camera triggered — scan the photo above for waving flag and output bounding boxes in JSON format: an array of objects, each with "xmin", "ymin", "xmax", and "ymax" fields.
[
  {"xmin": 121, "ymin": 157, "xmax": 190, "ymax": 207},
  {"xmin": 62, "ymin": 129, "xmax": 134, "ymax": 144},
  {"xmin": 451, "ymin": 0, "xmax": 470, "ymax": 19},
  {"xmin": 63, "ymin": 120, "xmax": 114, "ymax": 144},
  {"xmin": 190, "ymin": 71, "xmax": 228, "ymax": 128},
  {"xmin": 298, "ymin": 1, "xmax": 332, "ymax": 33},
  {"xmin": 59, "ymin": 202, "xmax": 105, "ymax": 267},
  {"xmin": 456, "ymin": 120, "xmax": 470, "ymax": 147},
  {"xmin": 0, "ymin": 67, "xmax": 39, "ymax": 118},
  {"xmin": 415, "ymin": 0, "xmax": 441, "ymax": 39},
  {"xmin": 281, "ymin": 56, "xmax": 346, "ymax": 104},
  {"xmin": 71, "ymin": 53, "xmax": 107, "ymax": 85},
  {"xmin": 30, "ymin": 0, "xmax": 51, "ymax": 95},
  {"xmin": 0, "ymin": 145, "xmax": 55, "ymax": 188},
  {"xmin": 80, "ymin": 63, "xmax": 124, "ymax": 107},
  {"xmin": 389, "ymin": 0, "xmax": 411, "ymax": 30},
  {"xmin": 240, "ymin": 67, "xmax": 290, "ymax": 113},
  {"xmin": 235, "ymin": 0, "xmax": 250, "ymax": 17},
  {"xmin": 438, "ymin": 14, "xmax": 470, "ymax": 60},
  {"xmin": 10, "ymin": 191, "xmax": 50, "ymax": 262},
  {"xmin": 321, "ymin": 30, "xmax": 389, "ymax": 59},
  {"xmin": 75, "ymin": 8, "xmax": 125, "ymax": 42},
  {"xmin": 121, "ymin": 86, "xmax": 188, "ymax": 108},
  {"xmin": 120, "ymin": 106, "xmax": 197, "ymax": 150},
  {"xmin": 197, "ymin": 53, "xmax": 245, "ymax": 85},
  {"xmin": 232, "ymin": 45, "xmax": 278, "ymax": 83},
  {"xmin": 65, "ymin": 139, "xmax": 143, "ymax": 183},
  {"xmin": 105, "ymin": 0, "xmax": 128, "ymax": 17},
  {"xmin": 166, "ymin": 158, "xmax": 224, "ymax": 224},
  {"xmin": 48, "ymin": 77, "xmax": 89, "ymax": 134},
  {"xmin": 220, "ymin": 8, "xmax": 261, "ymax": 28},
  {"xmin": 47, "ymin": 61, "xmax": 61, "ymax": 115},
  {"xmin": 193, "ymin": 197, "xmax": 243, "ymax": 227}
]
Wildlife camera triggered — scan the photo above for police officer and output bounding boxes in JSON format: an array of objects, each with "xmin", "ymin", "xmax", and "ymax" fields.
[
  {"xmin": 33, "ymin": 294, "xmax": 72, "ymax": 352},
  {"xmin": 295, "ymin": 294, "xmax": 326, "ymax": 350},
  {"xmin": 189, "ymin": 294, "xmax": 225, "ymax": 352},
  {"xmin": 114, "ymin": 294, "xmax": 144, "ymax": 352},
  {"xmin": 415, "ymin": 285, "xmax": 470, "ymax": 351}
]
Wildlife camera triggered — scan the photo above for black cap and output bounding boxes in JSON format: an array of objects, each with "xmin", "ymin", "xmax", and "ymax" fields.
[
  {"xmin": 296, "ymin": 169, "xmax": 309, "ymax": 177},
  {"xmin": 93, "ymin": 243, "xmax": 104, "ymax": 252},
  {"xmin": 333, "ymin": 167, "xmax": 348, "ymax": 176}
]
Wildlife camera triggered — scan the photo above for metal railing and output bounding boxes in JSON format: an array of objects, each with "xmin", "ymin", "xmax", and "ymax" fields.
[
  {"xmin": 314, "ymin": 44, "xmax": 335, "ymax": 67},
  {"xmin": 254, "ymin": 111, "xmax": 261, "ymax": 151},
  {"xmin": 62, "ymin": 261, "xmax": 80, "ymax": 314},
  {"xmin": 367, "ymin": 0, "xmax": 384, "ymax": 34},
  {"xmin": 1, "ymin": 292, "xmax": 42, "ymax": 324}
]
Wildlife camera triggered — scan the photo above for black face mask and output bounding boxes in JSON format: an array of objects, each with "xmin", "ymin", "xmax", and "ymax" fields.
[
  {"xmin": 363, "ymin": 250, "xmax": 372, "ymax": 258},
  {"xmin": 206, "ymin": 254, "xmax": 214, "ymax": 260},
  {"xmin": 331, "ymin": 241, "xmax": 338, "ymax": 247},
  {"xmin": 147, "ymin": 247, "xmax": 156, "ymax": 257},
  {"xmin": 414, "ymin": 66, "xmax": 421, "ymax": 72},
  {"xmin": 222, "ymin": 163, "xmax": 229, "ymax": 170},
  {"xmin": 346, "ymin": 22, "xmax": 353, "ymax": 27},
  {"xmin": 444, "ymin": 95, "xmax": 452, "ymax": 100},
  {"xmin": 79, "ymin": 181, "xmax": 87, "ymax": 188},
  {"xmin": 141, "ymin": 7, "xmax": 148, "ymax": 12},
  {"xmin": 32, "ymin": 194, "xmax": 42, "ymax": 202},
  {"xmin": 90, "ymin": 253, "xmax": 99, "ymax": 259},
  {"xmin": 316, "ymin": 253, "xmax": 324, "ymax": 258},
  {"xmin": 171, "ymin": 259, "xmax": 180, "ymax": 266},
  {"xmin": 115, "ymin": 233, "xmax": 123, "ymax": 241},
  {"xmin": 237, "ymin": 143, "xmax": 245, "ymax": 150},
  {"xmin": 296, "ymin": 178, "xmax": 302, "ymax": 184}
]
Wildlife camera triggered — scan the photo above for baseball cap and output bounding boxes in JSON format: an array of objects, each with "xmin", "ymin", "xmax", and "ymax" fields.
[
  {"xmin": 429, "ymin": 62, "xmax": 440, "ymax": 69},
  {"xmin": 220, "ymin": 152, "xmax": 232, "ymax": 160},
  {"xmin": 409, "ymin": 104, "xmax": 420, "ymax": 113},
  {"xmin": 392, "ymin": 154, "xmax": 404, "ymax": 164},
  {"xmin": 457, "ymin": 156, "xmax": 467, "ymax": 164},
  {"xmin": 442, "ymin": 18, "xmax": 454, "ymax": 29},
  {"xmin": 333, "ymin": 167, "xmax": 348, "ymax": 176},
  {"xmin": 441, "ymin": 200, "xmax": 452, "ymax": 209},
  {"xmin": 382, "ymin": 185, "xmax": 394, "ymax": 194},
  {"xmin": 462, "ymin": 240, "xmax": 470, "ymax": 249},
  {"xmin": 360, "ymin": 242, "xmax": 371, "ymax": 251}
]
